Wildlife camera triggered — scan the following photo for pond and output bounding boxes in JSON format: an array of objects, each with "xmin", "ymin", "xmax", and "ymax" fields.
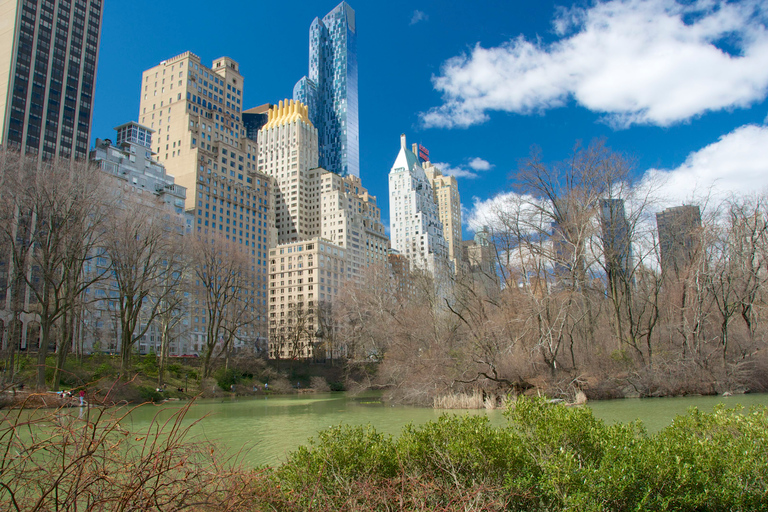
[{"xmin": 122, "ymin": 391, "xmax": 768, "ymax": 468}]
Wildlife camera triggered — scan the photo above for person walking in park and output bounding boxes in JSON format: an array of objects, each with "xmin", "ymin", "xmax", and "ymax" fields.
[{"xmin": 79, "ymin": 389, "xmax": 85, "ymax": 406}]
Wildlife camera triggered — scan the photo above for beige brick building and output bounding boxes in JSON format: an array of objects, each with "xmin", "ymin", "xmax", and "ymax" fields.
[
  {"xmin": 268, "ymin": 238, "xmax": 348, "ymax": 359},
  {"xmin": 257, "ymin": 100, "xmax": 389, "ymax": 359},
  {"xmin": 423, "ymin": 159, "xmax": 462, "ymax": 274},
  {"xmin": 319, "ymin": 171, "xmax": 389, "ymax": 280},
  {"xmin": 138, "ymin": 52, "xmax": 273, "ymax": 353}
]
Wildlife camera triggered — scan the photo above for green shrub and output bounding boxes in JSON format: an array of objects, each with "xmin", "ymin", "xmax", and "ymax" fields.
[
  {"xmin": 137, "ymin": 386, "xmax": 162, "ymax": 403},
  {"xmin": 166, "ymin": 363, "xmax": 183, "ymax": 378},
  {"xmin": 398, "ymin": 414, "xmax": 513, "ymax": 486},
  {"xmin": 270, "ymin": 397, "xmax": 768, "ymax": 511},
  {"xmin": 278, "ymin": 423, "xmax": 398, "ymax": 505},
  {"xmin": 93, "ymin": 362, "xmax": 115, "ymax": 379},
  {"xmin": 214, "ymin": 368, "xmax": 238, "ymax": 390}
]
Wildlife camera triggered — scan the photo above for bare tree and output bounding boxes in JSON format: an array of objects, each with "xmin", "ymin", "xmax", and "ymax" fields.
[
  {"xmin": 104, "ymin": 200, "xmax": 184, "ymax": 376},
  {"xmin": 192, "ymin": 235, "xmax": 252, "ymax": 379},
  {"xmin": 156, "ymin": 239, "xmax": 191, "ymax": 387},
  {"xmin": 0, "ymin": 151, "xmax": 110, "ymax": 389}
]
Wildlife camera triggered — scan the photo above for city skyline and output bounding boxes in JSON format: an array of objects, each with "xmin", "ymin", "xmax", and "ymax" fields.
[{"xmin": 91, "ymin": 0, "xmax": 768, "ymax": 239}]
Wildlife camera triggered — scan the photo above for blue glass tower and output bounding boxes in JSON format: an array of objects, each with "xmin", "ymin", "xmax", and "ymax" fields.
[{"xmin": 294, "ymin": 2, "xmax": 359, "ymax": 178}]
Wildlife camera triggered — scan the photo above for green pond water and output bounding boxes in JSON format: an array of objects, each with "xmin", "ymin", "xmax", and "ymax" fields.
[{"xmin": 122, "ymin": 392, "xmax": 768, "ymax": 468}]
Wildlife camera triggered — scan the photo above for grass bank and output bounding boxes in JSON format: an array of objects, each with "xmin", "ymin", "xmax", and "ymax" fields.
[{"xmin": 1, "ymin": 352, "xmax": 348, "ymax": 408}]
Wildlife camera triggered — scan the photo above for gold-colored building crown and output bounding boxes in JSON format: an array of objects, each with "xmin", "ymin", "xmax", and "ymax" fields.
[{"xmin": 263, "ymin": 99, "xmax": 313, "ymax": 129}]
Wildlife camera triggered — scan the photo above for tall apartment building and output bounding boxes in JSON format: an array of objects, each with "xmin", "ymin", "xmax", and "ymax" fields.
[
  {"xmin": 388, "ymin": 250, "xmax": 415, "ymax": 301},
  {"xmin": 293, "ymin": 1, "xmax": 359, "ymax": 178},
  {"xmin": 462, "ymin": 227, "xmax": 499, "ymax": 291},
  {"xmin": 89, "ymin": 121, "xmax": 193, "ymax": 355},
  {"xmin": 256, "ymin": 99, "xmax": 320, "ymax": 244},
  {"xmin": 319, "ymin": 170, "xmax": 388, "ymax": 280},
  {"xmin": 389, "ymin": 134, "xmax": 448, "ymax": 275},
  {"xmin": 268, "ymin": 238, "xmax": 348, "ymax": 359},
  {"xmin": 0, "ymin": 0, "xmax": 102, "ymax": 160},
  {"xmin": 258, "ymin": 99, "xmax": 386, "ymax": 359},
  {"xmin": 138, "ymin": 52, "xmax": 273, "ymax": 353},
  {"xmin": 422, "ymin": 158, "xmax": 461, "ymax": 273},
  {"xmin": 600, "ymin": 198, "xmax": 633, "ymax": 289},
  {"xmin": 656, "ymin": 204, "xmax": 703, "ymax": 277}
]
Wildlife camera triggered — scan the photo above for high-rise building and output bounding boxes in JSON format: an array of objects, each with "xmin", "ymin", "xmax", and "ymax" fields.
[
  {"xmin": 656, "ymin": 204, "xmax": 703, "ymax": 276},
  {"xmin": 462, "ymin": 226, "xmax": 499, "ymax": 290},
  {"xmin": 0, "ymin": 0, "xmax": 103, "ymax": 160},
  {"xmin": 293, "ymin": 1, "xmax": 359, "ymax": 178},
  {"xmin": 388, "ymin": 250, "xmax": 415, "ymax": 301},
  {"xmin": 388, "ymin": 134, "xmax": 448, "ymax": 275},
  {"xmin": 422, "ymin": 158, "xmax": 462, "ymax": 273},
  {"xmin": 268, "ymin": 238, "xmax": 348, "ymax": 360},
  {"xmin": 138, "ymin": 52, "xmax": 274, "ymax": 353},
  {"xmin": 92, "ymin": 122, "xmax": 188, "ymax": 229},
  {"xmin": 600, "ymin": 198, "xmax": 633, "ymax": 288},
  {"xmin": 257, "ymin": 99, "xmax": 320, "ymax": 244},
  {"xmin": 318, "ymin": 169, "xmax": 388, "ymax": 279},
  {"xmin": 259, "ymin": 100, "xmax": 386, "ymax": 359}
]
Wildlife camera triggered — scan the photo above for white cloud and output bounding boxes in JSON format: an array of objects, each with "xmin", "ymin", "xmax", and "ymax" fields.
[
  {"xmin": 431, "ymin": 158, "xmax": 495, "ymax": 179},
  {"xmin": 410, "ymin": 10, "xmax": 428, "ymax": 26},
  {"xmin": 465, "ymin": 191, "xmax": 548, "ymax": 233},
  {"xmin": 468, "ymin": 157, "xmax": 493, "ymax": 171},
  {"xmin": 466, "ymin": 124, "xmax": 768, "ymax": 233},
  {"xmin": 431, "ymin": 161, "xmax": 478, "ymax": 179},
  {"xmin": 642, "ymin": 124, "xmax": 768, "ymax": 208},
  {"xmin": 421, "ymin": 0, "xmax": 768, "ymax": 129}
]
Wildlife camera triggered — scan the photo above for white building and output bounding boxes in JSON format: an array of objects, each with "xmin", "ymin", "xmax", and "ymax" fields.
[{"xmin": 388, "ymin": 134, "xmax": 448, "ymax": 275}]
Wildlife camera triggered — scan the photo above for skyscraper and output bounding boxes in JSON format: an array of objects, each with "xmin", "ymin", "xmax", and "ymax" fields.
[
  {"xmin": 423, "ymin": 158, "xmax": 462, "ymax": 273},
  {"xmin": 462, "ymin": 227, "xmax": 499, "ymax": 290},
  {"xmin": 0, "ymin": 0, "xmax": 103, "ymax": 160},
  {"xmin": 259, "ymin": 100, "xmax": 386, "ymax": 360},
  {"xmin": 242, "ymin": 103, "xmax": 272, "ymax": 142},
  {"xmin": 293, "ymin": 1, "xmax": 359, "ymax": 178},
  {"xmin": 656, "ymin": 205, "xmax": 703, "ymax": 276},
  {"xmin": 600, "ymin": 198, "xmax": 633, "ymax": 288},
  {"xmin": 138, "ymin": 52, "xmax": 274, "ymax": 353},
  {"xmin": 388, "ymin": 134, "xmax": 448, "ymax": 275},
  {"xmin": 257, "ymin": 99, "xmax": 320, "ymax": 244}
]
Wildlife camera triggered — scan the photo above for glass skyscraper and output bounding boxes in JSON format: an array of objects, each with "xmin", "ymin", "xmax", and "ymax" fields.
[{"xmin": 293, "ymin": 1, "xmax": 359, "ymax": 178}]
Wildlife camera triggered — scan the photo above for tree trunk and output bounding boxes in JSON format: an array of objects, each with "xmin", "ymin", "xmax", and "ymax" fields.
[
  {"xmin": 51, "ymin": 309, "xmax": 74, "ymax": 392},
  {"xmin": 158, "ymin": 321, "xmax": 170, "ymax": 387},
  {"xmin": 36, "ymin": 313, "xmax": 53, "ymax": 390}
]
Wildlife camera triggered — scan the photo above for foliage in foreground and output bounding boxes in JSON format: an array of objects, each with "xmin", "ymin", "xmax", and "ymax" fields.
[
  {"xmin": 0, "ymin": 399, "xmax": 256, "ymax": 511},
  {"xmin": 269, "ymin": 397, "xmax": 768, "ymax": 511},
  {"xmin": 2, "ymin": 397, "xmax": 767, "ymax": 511}
]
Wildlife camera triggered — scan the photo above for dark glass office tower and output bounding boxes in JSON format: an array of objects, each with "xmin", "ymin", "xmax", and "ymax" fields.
[
  {"xmin": 0, "ymin": 0, "xmax": 103, "ymax": 160},
  {"xmin": 293, "ymin": 1, "xmax": 359, "ymax": 178}
]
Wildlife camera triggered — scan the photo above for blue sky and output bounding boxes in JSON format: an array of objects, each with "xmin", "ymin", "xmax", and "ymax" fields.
[{"xmin": 92, "ymin": 0, "xmax": 768, "ymax": 239}]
